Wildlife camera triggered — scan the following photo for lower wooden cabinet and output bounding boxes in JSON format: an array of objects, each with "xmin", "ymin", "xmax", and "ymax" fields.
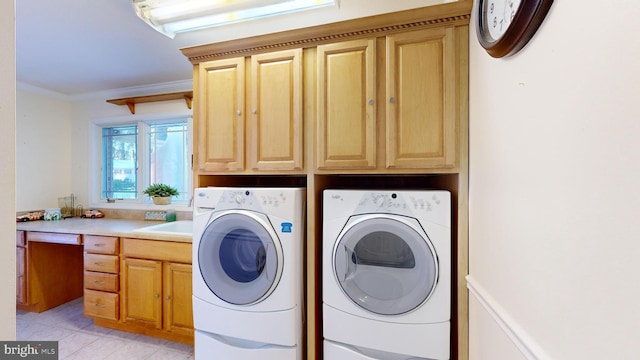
[
  {"xmin": 163, "ymin": 262, "xmax": 194, "ymax": 334},
  {"xmin": 122, "ymin": 258, "xmax": 163, "ymax": 327},
  {"xmin": 81, "ymin": 237, "xmax": 193, "ymax": 344},
  {"xmin": 83, "ymin": 236, "xmax": 120, "ymax": 320},
  {"xmin": 119, "ymin": 238, "xmax": 194, "ymax": 342},
  {"xmin": 121, "ymin": 258, "xmax": 193, "ymax": 336}
]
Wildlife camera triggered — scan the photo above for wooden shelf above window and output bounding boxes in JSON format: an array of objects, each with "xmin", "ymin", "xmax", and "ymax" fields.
[{"xmin": 106, "ymin": 91, "xmax": 193, "ymax": 114}]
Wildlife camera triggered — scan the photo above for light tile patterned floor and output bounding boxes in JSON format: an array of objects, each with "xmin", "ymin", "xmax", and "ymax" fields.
[{"xmin": 16, "ymin": 298, "xmax": 194, "ymax": 360}]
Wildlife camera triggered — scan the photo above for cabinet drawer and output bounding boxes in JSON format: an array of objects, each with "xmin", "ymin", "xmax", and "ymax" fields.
[
  {"xmin": 84, "ymin": 271, "xmax": 118, "ymax": 292},
  {"xmin": 84, "ymin": 289, "xmax": 119, "ymax": 320},
  {"xmin": 84, "ymin": 253, "xmax": 119, "ymax": 273},
  {"xmin": 27, "ymin": 232, "xmax": 81, "ymax": 245},
  {"xmin": 84, "ymin": 235, "xmax": 119, "ymax": 255},
  {"xmin": 122, "ymin": 238, "xmax": 191, "ymax": 263}
]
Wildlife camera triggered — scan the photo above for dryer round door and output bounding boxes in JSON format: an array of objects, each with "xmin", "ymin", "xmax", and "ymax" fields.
[
  {"xmin": 198, "ymin": 210, "xmax": 283, "ymax": 305},
  {"xmin": 333, "ymin": 215, "xmax": 438, "ymax": 315}
]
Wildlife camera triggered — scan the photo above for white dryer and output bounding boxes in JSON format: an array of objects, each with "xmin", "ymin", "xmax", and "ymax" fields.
[
  {"xmin": 192, "ymin": 187, "xmax": 305, "ymax": 360},
  {"xmin": 323, "ymin": 189, "xmax": 451, "ymax": 360}
]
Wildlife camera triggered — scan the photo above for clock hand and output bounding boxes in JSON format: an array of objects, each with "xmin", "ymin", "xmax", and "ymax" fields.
[{"xmin": 502, "ymin": 0, "xmax": 512, "ymax": 32}]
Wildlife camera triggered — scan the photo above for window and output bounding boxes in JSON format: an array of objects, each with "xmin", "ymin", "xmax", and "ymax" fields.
[
  {"xmin": 99, "ymin": 117, "xmax": 191, "ymax": 205},
  {"xmin": 102, "ymin": 125, "xmax": 138, "ymax": 199}
]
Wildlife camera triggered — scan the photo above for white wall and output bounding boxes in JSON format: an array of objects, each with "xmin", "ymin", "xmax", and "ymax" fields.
[
  {"xmin": 16, "ymin": 88, "xmax": 72, "ymax": 210},
  {"xmin": 468, "ymin": 0, "xmax": 640, "ymax": 359},
  {"xmin": 14, "ymin": 82, "xmax": 192, "ymax": 211},
  {"xmin": 1, "ymin": 0, "xmax": 16, "ymax": 340}
]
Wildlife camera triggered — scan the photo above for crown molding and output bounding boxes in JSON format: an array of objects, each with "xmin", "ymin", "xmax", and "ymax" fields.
[{"xmin": 181, "ymin": 1, "xmax": 472, "ymax": 63}]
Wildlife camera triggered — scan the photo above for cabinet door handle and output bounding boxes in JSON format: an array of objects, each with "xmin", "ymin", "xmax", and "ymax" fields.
[
  {"xmin": 368, "ymin": 99, "xmax": 374, "ymax": 105},
  {"xmin": 165, "ymin": 296, "xmax": 171, "ymax": 301},
  {"xmin": 154, "ymin": 293, "xmax": 160, "ymax": 299},
  {"xmin": 236, "ymin": 110, "xmax": 241, "ymax": 116},
  {"xmin": 389, "ymin": 97, "xmax": 396, "ymax": 103},
  {"xmin": 252, "ymin": 109, "xmax": 257, "ymax": 114}
]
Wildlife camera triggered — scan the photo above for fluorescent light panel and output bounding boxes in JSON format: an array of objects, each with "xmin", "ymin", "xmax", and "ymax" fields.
[{"xmin": 133, "ymin": 0, "xmax": 338, "ymax": 38}]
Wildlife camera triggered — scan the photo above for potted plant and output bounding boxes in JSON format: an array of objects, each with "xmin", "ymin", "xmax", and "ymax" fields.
[{"xmin": 143, "ymin": 183, "xmax": 179, "ymax": 205}]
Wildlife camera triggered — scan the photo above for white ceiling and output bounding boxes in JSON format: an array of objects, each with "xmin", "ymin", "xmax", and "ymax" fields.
[{"xmin": 16, "ymin": 0, "xmax": 454, "ymax": 96}]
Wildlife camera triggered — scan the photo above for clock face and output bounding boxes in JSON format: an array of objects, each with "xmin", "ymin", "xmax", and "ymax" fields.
[{"xmin": 483, "ymin": 0, "xmax": 523, "ymax": 42}]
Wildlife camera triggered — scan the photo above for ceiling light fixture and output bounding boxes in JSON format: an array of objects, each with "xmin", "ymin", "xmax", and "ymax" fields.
[{"xmin": 133, "ymin": 0, "xmax": 339, "ymax": 39}]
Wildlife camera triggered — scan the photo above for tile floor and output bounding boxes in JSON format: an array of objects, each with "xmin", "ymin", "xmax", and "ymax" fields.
[{"xmin": 16, "ymin": 298, "xmax": 194, "ymax": 359}]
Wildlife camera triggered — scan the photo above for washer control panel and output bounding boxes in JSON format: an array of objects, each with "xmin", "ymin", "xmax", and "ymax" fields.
[{"xmin": 195, "ymin": 188, "xmax": 297, "ymax": 213}]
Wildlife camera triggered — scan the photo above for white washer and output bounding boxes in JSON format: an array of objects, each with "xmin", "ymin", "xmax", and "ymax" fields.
[
  {"xmin": 323, "ymin": 189, "xmax": 451, "ymax": 360},
  {"xmin": 193, "ymin": 187, "xmax": 305, "ymax": 360}
]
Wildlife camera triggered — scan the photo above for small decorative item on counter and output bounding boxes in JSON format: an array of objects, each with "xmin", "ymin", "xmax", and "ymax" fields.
[
  {"xmin": 44, "ymin": 208, "xmax": 62, "ymax": 221},
  {"xmin": 165, "ymin": 209, "xmax": 177, "ymax": 222},
  {"xmin": 16, "ymin": 210, "xmax": 45, "ymax": 222},
  {"xmin": 81, "ymin": 209, "xmax": 104, "ymax": 219},
  {"xmin": 143, "ymin": 183, "xmax": 180, "ymax": 205}
]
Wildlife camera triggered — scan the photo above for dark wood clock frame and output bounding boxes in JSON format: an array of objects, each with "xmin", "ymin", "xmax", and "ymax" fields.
[{"xmin": 476, "ymin": 0, "xmax": 554, "ymax": 58}]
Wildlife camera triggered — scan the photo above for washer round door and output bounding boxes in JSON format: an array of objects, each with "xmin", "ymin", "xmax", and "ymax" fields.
[
  {"xmin": 333, "ymin": 215, "xmax": 438, "ymax": 315},
  {"xmin": 198, "ymin": 210, "xmax": 283, "ymax": 305}
]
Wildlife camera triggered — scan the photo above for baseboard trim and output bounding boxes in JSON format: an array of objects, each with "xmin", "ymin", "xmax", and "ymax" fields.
[{"xmin": 465, "ymin": 275, "xmax": 552, "ymax": 360}]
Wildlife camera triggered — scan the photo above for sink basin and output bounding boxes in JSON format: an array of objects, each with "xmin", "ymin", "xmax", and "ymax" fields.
[{"xmin": 133, "ymin": 220, "xmax": 193, "ymax": 236}]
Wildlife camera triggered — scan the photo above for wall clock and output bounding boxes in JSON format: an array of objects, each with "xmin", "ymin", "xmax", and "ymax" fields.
[{"xmin": 476, "ymin": 0, "xmax": 554, "ymax": 58}]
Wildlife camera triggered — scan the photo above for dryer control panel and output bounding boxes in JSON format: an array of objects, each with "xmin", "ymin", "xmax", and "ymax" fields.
[{"xmin": 324, "ymin": 190, "xmax": 450, "ymax": 227}]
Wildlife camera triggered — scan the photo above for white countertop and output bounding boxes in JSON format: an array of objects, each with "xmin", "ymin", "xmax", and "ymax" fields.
[{"xmin": 16, "ymin": 218, "xmax": 193, "ymax": 243}]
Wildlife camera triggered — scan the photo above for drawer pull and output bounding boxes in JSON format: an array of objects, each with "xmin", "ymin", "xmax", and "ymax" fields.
[
  {"xmin": 94, "ymin": 262, "xmax": 104, "ymax": 267},
  {"xmin": 94, "ymin": 303, "xmax": 105, "ymax": 308},
  {"xmin": 94, "ymin": 281, "xmax": 105, "ymax": 285},
  {"xmin": 94, "ymin": 243, "xmax": 106, "ymax": 247}
]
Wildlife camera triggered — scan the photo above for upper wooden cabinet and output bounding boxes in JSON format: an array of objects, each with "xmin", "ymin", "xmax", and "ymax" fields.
[
  {"xmin": 196, "ymin": 49, "xmax": 303, "ymax": 173},
  {"xmin": 316, "ymin": 39, "xmax": 376, "ymax": 170},
  {"xmin": 197, "ymin": 57, "xmax": 245, "ymax": 172},
  {"xmin": 184, "ymin": 3, "xmax": 469, "ymax": 175},
  {"xmin": 316, "ymin": 28, "xmax": 459, "ymax": 172},
  {"xmin": 386, "ymin": 27, "xmax": 457, "ymax": 169},
  {"xmin": 249, "ymin": 49, "xmax": 303, "ymax": 171}
]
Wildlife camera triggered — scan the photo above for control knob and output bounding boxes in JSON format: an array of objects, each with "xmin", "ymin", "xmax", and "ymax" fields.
[{"xmin": 375, "ymin": 195, "xmax": 389, "ymax": 209}]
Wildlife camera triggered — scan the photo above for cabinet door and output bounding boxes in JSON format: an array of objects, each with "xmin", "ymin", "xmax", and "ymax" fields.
[
  {"xmin": 317, "ymin": 39, "xmax": 376, "ymax": 169},
  {"xmin": 16, "ymin": 246, "xmax": 27, "ymax": 304},
  {"xmin": 249, "ymin": 49, "xmax": 303, "ymax": 171},
  {"xmin": 386, "ymin": 27, "xmax": 456, "ymax": 169},
  {"xmin": 198, "ymin": 57, "xmax": 245, "ymax": 172},
  {"xmin": 122, "ymin": 258, "xmax": 162, "ymax": 328},
  {"xmin": 163, "ymin": 262, "xmax": 193, "ymax": 334}
]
